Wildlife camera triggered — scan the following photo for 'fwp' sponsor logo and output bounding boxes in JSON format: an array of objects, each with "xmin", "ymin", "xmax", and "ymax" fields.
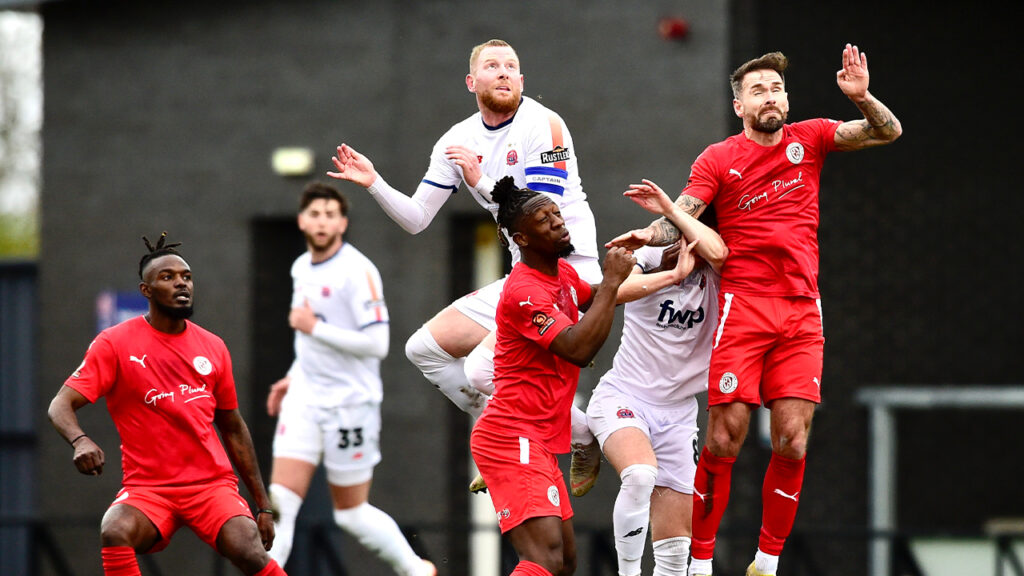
[{"xmin": 656, "ymin": 302, "xmax": 705, "ymax": 329}]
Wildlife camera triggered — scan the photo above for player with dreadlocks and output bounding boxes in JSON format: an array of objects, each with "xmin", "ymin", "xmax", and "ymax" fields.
[
  {"xmin": 48, "ymin": 232, "xmax": 288, "ymax": 576},
  {"xmin": 468, "ymin": 177, "xmax": 634, "ymax": 576}
]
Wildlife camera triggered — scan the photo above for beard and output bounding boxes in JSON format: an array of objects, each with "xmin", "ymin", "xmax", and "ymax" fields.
[
  {"xmin": 752, "ymin": 108, "xmax": 786, "ymax": 133},
  {"xmin": 154, "ymin": 299, "xmax": 194, "ymax": 319},
  {"xmin": 557, "ymin": 242, "xmax": 576, "ymax": 260},
  {"xmin": 479, "ymin": 87, "xmax": 521, "ymax": 116}
]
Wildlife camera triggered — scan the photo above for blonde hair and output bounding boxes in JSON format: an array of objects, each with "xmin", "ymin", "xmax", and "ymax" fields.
[{"xmin": 469, "ymin": 39, "xmax": 515, "ymax": 73}]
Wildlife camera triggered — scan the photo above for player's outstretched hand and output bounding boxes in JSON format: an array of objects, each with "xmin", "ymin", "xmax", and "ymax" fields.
[
  {"xmin": 836, "ymin": 43, "xmax": 869, "ymax": 101},
  {"xmin": 266, "ymin": 376, "xmax": 290, "ymax": 417},
  {"xmin": 73, "ymin": 437, "xmax": 105, "ymax": 476},
  {"xmin": 606, "ymin": 227, "xmax": 653, "ymax": 251},
  {"xmin": 623, "ymin": 179, "xmax": 675, "ymax": 217},
  {"xmin": 328, "ymin": 144, "xmax": 378, "ymax": 188},
  {"xmin": 672, "ymin": 238, "xmax": 700, "ymax": 281},
  {"xmin": 603, "ymin": 247, "xmax": 637, "ymax": 287}
]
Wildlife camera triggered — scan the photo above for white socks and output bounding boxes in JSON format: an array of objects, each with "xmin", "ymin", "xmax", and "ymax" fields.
[
  {"xmin": 333, "ymin": 502, "xmax": 427, "ymax": 576},
  {"xmin": 754, "ymin": 549, "xmax": 778, "ymax": 574},
  {"xmin": 688, "ymin": 557, "xmax": 713, "ymax": 575},
  {"xmin": 405, "ymin": 326, "xmax": 487, "ymax": 418},
  {"xmin": 268, "ymin": 483, "xmax": 303, "ymax": 566},
  {"xmin": 613, "ymin": 464, "xmax": 658, "ymax": 576},
  {"xmin": 653, "ymin": 536, "xmax": 691, "ymax": 576}
]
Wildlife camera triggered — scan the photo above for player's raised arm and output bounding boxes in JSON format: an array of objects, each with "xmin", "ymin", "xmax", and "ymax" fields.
[
  {"xmin": 624, "ymin": 179, "xmax": 727, "ymax": 271},
  {"xmin": 833, "ymin": 43, "xmax": 903, "ymax": 151},
  {"xmin": 328, "ymin": 143, "xmax": 453, "ymax": 234},
  {"xmin": 549, "ymin": 247, "xmax": 634, "ymax": 366}
]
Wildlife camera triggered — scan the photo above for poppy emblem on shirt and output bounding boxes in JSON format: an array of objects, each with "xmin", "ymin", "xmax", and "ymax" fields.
[
  {"xmin": 507, "ymin": 150, "xmax": 518, "ymax": 165},
  {"xmin": 322, "ymin": 286, "xmax": 331, "ymax": 297},
  {"xmin": 532, "ymin": 312, "xmax": 556, "ymax": 335},
  {"xmin": 616, "ymin": 408, "xmax": 635, "ymax": 419}
]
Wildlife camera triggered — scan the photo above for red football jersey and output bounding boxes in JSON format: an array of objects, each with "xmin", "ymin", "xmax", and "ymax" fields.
[
  {"xmin": 476, "ymin": 260, "xmax": 592, "ymax": 454},
  {"xmin": 684, "ymin": 119, "xmax": 840, "ymax": 298},
  {"xmin": 66, "ymin": 316, "xmax": 239, "ymax": 487}
]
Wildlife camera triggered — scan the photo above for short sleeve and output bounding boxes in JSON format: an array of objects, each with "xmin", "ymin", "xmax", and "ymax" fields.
[
  {"xmin": 212, "ymin": 341, "xmax": 239, "ymax": 410},
  {"xmin": 64, "ymin": 333, "xmax": 118, "ymax": 403}
]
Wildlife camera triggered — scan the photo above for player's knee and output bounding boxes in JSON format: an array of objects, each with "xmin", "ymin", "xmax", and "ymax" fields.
[
  {"xmin": 620, "ymin": 463, "xmax": 658, "ymax": 489},
  {"xmin": 773, "ymin": 429, "xmax": 809, "ymax": 459},
  {"xmin": 405, "ymin": 326, "xmax": 453, "ymax": 373},
  {"xmin": 216, "ymin": 517, "xmax": 268, "ymax": 573},
  {"xmin": 464, "ymin": 344, "xmax": 495, "ymax": 395},
  {"xmin": 619, "ymin": 463, "xmax": 658, "ymax": 504},
  {"xmin": 100, "ymin": 507, "xmax": 150, "ymax": 548}
]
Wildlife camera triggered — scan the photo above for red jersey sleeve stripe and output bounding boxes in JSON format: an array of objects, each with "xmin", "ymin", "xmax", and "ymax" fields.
[
  {"xmin": 364, "ymin": 269, "xmax": 383, "ymax": 322},
  {"xmin": 547, "ymin": 113, "xmax": 567, "ymax": 171}
]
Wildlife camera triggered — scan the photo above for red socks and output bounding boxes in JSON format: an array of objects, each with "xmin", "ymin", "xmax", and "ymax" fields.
[
  {"xmin": 760, "ymin": 452, "xmax": 806, "ymax": 555},
  {"xmin": 101, "ymin": 546, "xmax": 140, "ymax": 576},
  {"xmin": 254, "ymin": 558, "xmax": 288, "ymax": 576},
  {"xmin": 690, "ymin": 446, "xmax": 736, "ymax": 560},
  {"xmin": 512, "ymin": 559, "xmax": 554, "ymax": 575}
]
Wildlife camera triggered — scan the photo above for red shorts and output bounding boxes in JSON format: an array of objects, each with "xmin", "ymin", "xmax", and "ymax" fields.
[
  {"xmin": 470, "ymin": 426, "xmax": 572, "ymax": 533},
  {"xmin": 709, "ymin": 293, "xmax": 824, "ymax": 407},
  {"xmin": 109, "ymin": 479, "xmax": 254, "ymax": 553}
]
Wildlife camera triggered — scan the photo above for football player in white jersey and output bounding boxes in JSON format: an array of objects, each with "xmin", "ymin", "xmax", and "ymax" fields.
[
  {"xmin": 587, "ymin": 180, "xmax": 727, "ymax": 576},
  {"xmin": 264, "ymin": 182, "xmax": 435, "ymax": 576},
  {"xmin": 327, "ymin": 39, "xmax": 602, "ymax": 493}
]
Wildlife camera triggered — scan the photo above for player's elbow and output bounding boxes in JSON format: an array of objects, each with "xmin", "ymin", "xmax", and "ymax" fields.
[{"xmin": 706, "ymin": 244, "xmax": 729, "ymax": 271}]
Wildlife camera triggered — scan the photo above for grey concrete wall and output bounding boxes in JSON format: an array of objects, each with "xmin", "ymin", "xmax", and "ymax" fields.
[{"xmin": 37, "ymin": 1, "xmax": 729, "ymax": 574}]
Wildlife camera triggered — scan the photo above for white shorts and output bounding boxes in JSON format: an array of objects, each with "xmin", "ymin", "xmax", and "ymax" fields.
[
  {"xmin": 452, "ymin": 254, "xmax": 602, "ymax": 332},
  {"xmin": 272, "ymin": 393, "xmax": 381, "ymax": 486},
  {"xmin": 586, "ymin": 385, "xmax": 700, "ymax": 494}
]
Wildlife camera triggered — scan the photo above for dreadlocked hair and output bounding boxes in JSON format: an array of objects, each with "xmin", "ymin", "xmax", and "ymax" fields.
[
  {"xmin": 492, "ymin": 176, "xmax": 542, "ymax": 239},
  {"xmin": 139, "ymin": 231, "xmax": 183, "ymax": 279}
]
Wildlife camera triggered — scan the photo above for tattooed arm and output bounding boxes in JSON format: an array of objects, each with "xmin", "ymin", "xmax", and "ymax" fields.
[
  {"xmin": 606, "ymin": 192, "xmax": 707, "ymax": 249},
  {"xmin": 833, "ymin": 43, "xmax": 903, "ymax": 151}
]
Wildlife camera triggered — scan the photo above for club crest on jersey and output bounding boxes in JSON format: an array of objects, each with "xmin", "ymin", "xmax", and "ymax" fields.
[
  {"xmin": 616, "ymin": 407, "xmax": 635, "ymax": 419},
  {"xmin": 547, "ymin": 485, "xmax": 560, "ymax": 506},
  {"xmin": 321, "ymin": 286, "xmax": 331, "ymax": 297},
  {"xmin": 193, "ymin": 356, "xmax": 213, "ymax": 376},
  {"xmin": 541, "ymin": 146, "xmax": 571, "ymax": 164},
  {"xmin": 506, "ymin": 150, "xmax": 518, "ymax": 166},
  {"xmin": 532, "ymin": 312, "xmax": 556, "ymax": 335},
  {"xmin": 786, "ymin": 142, "xmax": 805, "ymax": 164},
  {"xmin": 719, "ymin": 372, "xmax": 738, "ymax": 394}
]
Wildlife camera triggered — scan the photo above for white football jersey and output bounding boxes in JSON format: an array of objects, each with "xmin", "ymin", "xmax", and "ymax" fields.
[
  {"xmin": 422, "ymin": 95, "xmax": 598, "ymax": 264},
  {"xmin": 289, "ymin": 243, "xmax": 388, "ymax": 406},
  {"xmin": 597, "ymin": 246, "xmax": 720, "ymax": 406}
]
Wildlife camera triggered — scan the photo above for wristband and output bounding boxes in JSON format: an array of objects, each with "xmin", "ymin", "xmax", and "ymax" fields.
[
  {"xmin": 70, "ymin": 434, "xmax": 88, "ymax": 447},
  {"xmin": 256, "ymin": 508, "xmax": 274, "ymax": 516}
]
